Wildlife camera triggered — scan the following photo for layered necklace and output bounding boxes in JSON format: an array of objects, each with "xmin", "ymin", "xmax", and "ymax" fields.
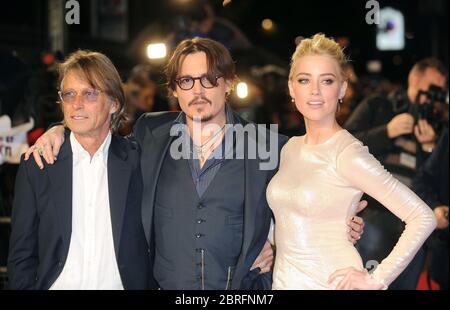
[{"xmin": 192, "ymin": 124, "xmax": 226, "ymax": 162}]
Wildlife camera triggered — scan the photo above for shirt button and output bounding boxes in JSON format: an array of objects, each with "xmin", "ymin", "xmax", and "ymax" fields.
[
  {"xmin": 197, "ymin": 204, "xmax": 204, "ymax": 209},
  {"xmin": 196, "ymin": 233, "xmax": 203, "ymax": 238},
  {"xmin": 197, "ymin": 219, "xmax": 204, "ymax": 224}
]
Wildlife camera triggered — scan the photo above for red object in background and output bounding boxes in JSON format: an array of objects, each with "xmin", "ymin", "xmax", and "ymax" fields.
[
  {"xmin": 337, "ymin": 37, "xmax": 350, "ymax": 48},
  {"xmin": 42, "ymin": 53, "xmax": 55, "ymax": 66},
  {"xmin": 28, "ymin": 127, "xmax": 45, "ymax": 145},
  {"xmin": 416, "ymin": 271, "xmax": 441, "ymax": 290}
]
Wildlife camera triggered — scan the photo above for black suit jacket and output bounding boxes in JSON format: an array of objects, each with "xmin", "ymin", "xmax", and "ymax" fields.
[
  {"xmin": 7, "ymin": 133, "xmax": 151, "ymax": 290},
  {"xmin": 412, "ymin": 128, "xmax": 448, "ymax": 286},
  {"xmin": 133, "ymin": 111, "xmax": 288, "ymax": 289},
  {"xmin": 344, "ymin": 94, "xmax": 396, "ymax": 157}
]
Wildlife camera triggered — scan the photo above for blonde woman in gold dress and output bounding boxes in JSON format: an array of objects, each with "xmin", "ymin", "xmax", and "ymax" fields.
[{"xmin": 267, "ymin": 34, "xmax": 436, "ymax": 290}]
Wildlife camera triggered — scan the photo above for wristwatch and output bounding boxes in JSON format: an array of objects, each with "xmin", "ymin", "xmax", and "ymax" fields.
[{"xmin": 423, "ymin": 144, "xmax": 434, "ymax": 153}]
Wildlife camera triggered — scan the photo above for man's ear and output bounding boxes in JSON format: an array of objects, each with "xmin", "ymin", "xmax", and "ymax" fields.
[
  {"xmin": 172, "ymin": 89, "xmax": 178, "ymax": 98},
  {"xmin": 109, "ymin": 99, "xmax": 119, "ymax": 114},
  {"xmin": 225, "ymin": 80, "xmax": 232, "ymax": 94}
]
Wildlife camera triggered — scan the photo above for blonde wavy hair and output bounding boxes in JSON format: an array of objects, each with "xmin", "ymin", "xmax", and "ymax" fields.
[{"xmin": 289, "ymin": 33, "xmax": 349, "ymax": 81}]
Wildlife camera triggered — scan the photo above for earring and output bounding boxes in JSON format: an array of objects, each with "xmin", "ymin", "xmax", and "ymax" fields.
[
  {"xmin": 291, "ymin": 98, "xmax": 295, "ymax": 103},
  {"xmin": 337, "ymin": 98, "xmax": 342, "ymax": 113}
]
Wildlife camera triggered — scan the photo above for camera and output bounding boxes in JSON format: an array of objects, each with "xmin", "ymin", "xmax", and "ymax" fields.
[
  {"xmin": 426, "ymin": 84, "xmax": 448, "ymax": 105},
  {"xmin": 409, "ymin": 84, "xmax": 448, "ymax": 123}
]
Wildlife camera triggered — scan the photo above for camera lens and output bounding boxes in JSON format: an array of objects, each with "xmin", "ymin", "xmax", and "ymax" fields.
[{"xmin": 428, "ymin": 85, "xmax": 448, "ymax": 104}]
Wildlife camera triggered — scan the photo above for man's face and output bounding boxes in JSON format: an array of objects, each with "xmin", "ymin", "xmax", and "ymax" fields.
[
  {"xmin": 172, "ymin": 52, "xmax": 231, "ymax": 123},
  {"xmin": 61, "ymin": 71, "xmax": 118, "ymax": 139},
  {"xmin": 408, "ymin": 68, "xmax": 446, "ymax": 103}
]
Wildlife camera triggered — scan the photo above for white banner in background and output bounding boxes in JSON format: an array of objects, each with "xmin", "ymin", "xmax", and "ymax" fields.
[
  {"xmin": 376, "ymin": 7, "xmax": 405, "ymax": 51},
  {"xmin": 0, "ymin": 115, "xmax": 34, "ymax": 165}
]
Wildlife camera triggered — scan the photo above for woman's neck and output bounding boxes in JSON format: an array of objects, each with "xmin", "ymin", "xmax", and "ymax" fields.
[{"xmin": 304, "ymin": 119, "xmax": 342, "ymax": 145}]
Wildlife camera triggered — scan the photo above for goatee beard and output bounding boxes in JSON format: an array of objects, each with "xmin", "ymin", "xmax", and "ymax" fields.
[{"xmin": 189, "ymin": 113, "xmax": 214, "ymax": 123}]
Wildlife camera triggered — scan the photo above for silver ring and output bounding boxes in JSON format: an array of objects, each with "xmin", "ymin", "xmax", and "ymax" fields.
[{"xmin": 37, "ymin": 147, "xmax": 44, "ymax": 156}]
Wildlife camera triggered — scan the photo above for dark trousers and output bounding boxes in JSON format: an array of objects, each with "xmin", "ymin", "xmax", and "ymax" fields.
[{"xmin": 356, "ymin": 205, "xmax": 426, "ymax": 290}]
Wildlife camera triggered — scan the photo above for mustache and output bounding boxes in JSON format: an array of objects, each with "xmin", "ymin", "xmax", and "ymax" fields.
[{"xmin": 188, "ymin": 96, "xmax": 212, "ymax": 106}]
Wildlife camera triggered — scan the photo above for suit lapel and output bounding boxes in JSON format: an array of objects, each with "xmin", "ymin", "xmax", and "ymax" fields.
[
  {"xmin": 107, "ymin": 136, "xmax": 130, "ymax": 255},
  {"xmin": 46, "ymin": 139, "xmax": 73, "ymax": 253},
  {"xmin": 240, "ymin": 135, "xmax": 268, "ymax": 264},
  {"xmin": 233, "ymin": 116, "xmax": 270, "ymax": 272},
  {"xmin": 141, "ymin": 119, "xmax": 179, "ymax": 244}
]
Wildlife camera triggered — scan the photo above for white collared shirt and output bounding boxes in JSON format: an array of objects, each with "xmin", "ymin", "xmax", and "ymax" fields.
[{"xmin": 50, "ymin": 132, "xmax": 124, "ymax": 290}]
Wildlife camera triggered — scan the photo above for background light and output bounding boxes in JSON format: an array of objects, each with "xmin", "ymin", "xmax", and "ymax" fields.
[
  {"xmin": 367, "ymin": 60, "xmax": 382, "ymax": 73},
  {"xmin": 146, "ymin": 43, "xmax": 167, "ymax": 59},
  {"xmin": 236, "ymin": 82, "xmax": 248, "ymax": 99},
  {"xmin": 261, "ymin": 19, "xmax": 274, "ymax": 32},
  {"xmin": 173, "ymin": 0, "xmax": 191, "ymax": 4},
  {"xmin": 376, "ymin": 7, "xmax": 405, "ymax": 51}
]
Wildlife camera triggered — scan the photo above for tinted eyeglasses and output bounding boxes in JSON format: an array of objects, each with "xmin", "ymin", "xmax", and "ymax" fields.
[
  {"xmin": 58, "ymin": 88, "xmax": 102, "ymax": 104},
  {"xmin": 174, "ymin": 75, "xmax": 222, "ymax": 90}
]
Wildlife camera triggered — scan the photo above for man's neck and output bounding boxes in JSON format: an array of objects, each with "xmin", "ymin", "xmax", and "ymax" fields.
[
  {"xmin": 186, "ymin": 113, "xmax": 227, "ymax": 146},
  {"xmin": 74, "ymin": 130, "xmax": 110, "ymax": 158},
  {"xmin": 185, "ymin": 111, "xmax": 227, "ymax": 168}
]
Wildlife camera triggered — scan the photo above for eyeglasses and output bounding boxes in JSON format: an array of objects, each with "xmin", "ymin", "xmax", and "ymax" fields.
[
  {"xmin": 58, "ymin": 88, "xmax": 102, "ymax": 104},
  {"xmin": 174, "ymin": 75, "xmax": 222, "ymax": 90}
]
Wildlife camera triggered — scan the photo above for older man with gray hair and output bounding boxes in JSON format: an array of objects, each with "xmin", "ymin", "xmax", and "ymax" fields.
[{"xmin": 8, "ymin": 50, "xmax": 150, "ymax": 290}]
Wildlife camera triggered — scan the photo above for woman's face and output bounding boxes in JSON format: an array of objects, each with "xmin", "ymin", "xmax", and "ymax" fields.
[{"xmin": 289, "ymin": 54, "xmax": 347, "ymax": 126}]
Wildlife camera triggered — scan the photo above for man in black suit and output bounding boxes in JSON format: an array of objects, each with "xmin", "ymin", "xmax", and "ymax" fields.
[
  {"xmin": 8, "ymin": 50, "xmax": 150, "ymax": 290},
  {"xmin": 413, "ymin": 128, "xmax": 449, "ymax": 290},
  {"xmin": 26, "ymin": 38, "xmax": 364, "ymax": 289}
]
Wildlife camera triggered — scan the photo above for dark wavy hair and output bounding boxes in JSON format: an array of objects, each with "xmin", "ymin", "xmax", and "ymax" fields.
[{"xmin": 165, "ymin": 37, "xmax": 236, "ymax": 94}]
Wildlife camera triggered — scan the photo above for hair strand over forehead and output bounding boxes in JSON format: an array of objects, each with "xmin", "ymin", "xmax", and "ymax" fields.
[
  {"xmin": 58, "ymin": 50, "xmax": 127, "ymax": 133},
  {"xmin": 165, "ymin": 37, "xmax": 236, "ymax": 95}
]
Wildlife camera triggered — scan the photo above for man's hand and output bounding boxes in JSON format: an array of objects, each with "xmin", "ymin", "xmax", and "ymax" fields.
[
  {"xmin": 347, "ymin": 200, "xmax": 368, "ymax": 244},
  {"xmin": 251, "ymin": 240, "xmax": 274, "ymax": 273},
  {"xmin": 434, "ymin": 206, "xmax": 449, "ymax": 229},
  {"xmin": 24, "ymin": 125, "xmax": 65, "ymax": 169},
  {"xmin": 387, "ymin": 113, "xmax": 414, "ymax": 138},
  {"xmin": 414, "ymin": 119, "xmax": 436, "ymax": 145}
]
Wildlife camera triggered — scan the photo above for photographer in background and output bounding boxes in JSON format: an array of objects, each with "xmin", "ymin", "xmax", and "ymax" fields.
[
  {"xmin": 344, "ymin": 58, "xmax": 448, "ymax": 289},
  {"xmin": 346, "ymin": 58, "xmax": 447, "ymax": 175}
]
